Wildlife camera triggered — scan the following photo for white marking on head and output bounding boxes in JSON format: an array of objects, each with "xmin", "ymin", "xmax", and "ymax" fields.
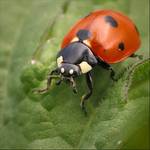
[
  {"xmin": 57, "ymin": 56, "xmax": 63, "ymax": 67},
  {"xmin": 69, "ymin": 69, "xmax": 74, "ymax": 75},
  {"xmin": 79, "ymin": 61, "xmax": 92, "ymax": 74},
  {"xmin": 61, "ymin": 67, "xmax": 65, "ymax": 73}
]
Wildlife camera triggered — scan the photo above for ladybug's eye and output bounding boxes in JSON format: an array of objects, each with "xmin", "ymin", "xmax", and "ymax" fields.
[{"xmin": 118, "ymin": 42, "xmax": 125, "ymax": 51}]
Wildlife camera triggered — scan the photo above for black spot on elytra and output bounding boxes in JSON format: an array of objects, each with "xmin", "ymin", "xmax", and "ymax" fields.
[
  {"xmin": 118, "ymin": 42, "xmax": 125, "ymax": 51},
  {"xmin": 76, "ymin": 29, "xmax": 91, "ymax": 41},
  {"xmin": 105, "ymin": 16, "xmax": 118, "ymax": 27}
]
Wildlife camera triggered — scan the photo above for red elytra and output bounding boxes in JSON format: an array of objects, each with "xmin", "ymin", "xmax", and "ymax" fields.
[{"xmin": 61, "ymin": 10, "xmax": 141, "ymax": 64}]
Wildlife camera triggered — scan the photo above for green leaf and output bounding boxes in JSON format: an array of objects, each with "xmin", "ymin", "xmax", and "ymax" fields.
[{"xmin": 0, "ymin": 0, "xmax": 149, "ymax": 149}]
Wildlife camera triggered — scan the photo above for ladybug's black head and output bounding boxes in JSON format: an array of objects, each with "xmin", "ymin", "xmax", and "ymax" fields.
[
  {"xmin": 46, "ymin": 63, "xmax": 81, "ymax": 93},
  {"xmin": 58, "ymin": 63, "xmax": 81, "ymax": 77}
]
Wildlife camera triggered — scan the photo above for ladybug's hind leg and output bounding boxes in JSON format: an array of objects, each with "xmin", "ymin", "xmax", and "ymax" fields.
[
  {"xmin": 80, "ymin": 72, "xmax": 93, "ymax": 114},
  {"xmin": 130, "ymin": 53, "xmax": 143, "ymax": 60}
]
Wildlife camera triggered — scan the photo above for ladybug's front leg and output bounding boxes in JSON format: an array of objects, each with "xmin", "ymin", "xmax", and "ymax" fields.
[
  {"xmin": 33, "ymin": 69, "xmax": 59, "ymax": 94},
  {"xmin": 69, "ymin": 77, "xmax": 77, "ymax": 94},
  {"xmin": 80, "ymin": 72, "xmax": 93, "ymax": 114}
]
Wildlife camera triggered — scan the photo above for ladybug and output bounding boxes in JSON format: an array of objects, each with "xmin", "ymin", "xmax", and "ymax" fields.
[{"xmin": 35, "ymin": 10, "xmax": 141, "ymax": 113}]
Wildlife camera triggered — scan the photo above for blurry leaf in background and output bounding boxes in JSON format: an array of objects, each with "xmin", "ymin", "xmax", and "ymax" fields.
[{"xmin": 0, "ymin": 0, "xmax": 149, "ymax": 149}]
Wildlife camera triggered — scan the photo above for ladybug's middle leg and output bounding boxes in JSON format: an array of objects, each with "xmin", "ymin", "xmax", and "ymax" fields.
[
  {"xmin": 80, "ymin": 72, "xmax": 93, "ymax": 114},
  {"xmin": 97, "ymin": 58, "xmax": 117, "ymax": 81}
]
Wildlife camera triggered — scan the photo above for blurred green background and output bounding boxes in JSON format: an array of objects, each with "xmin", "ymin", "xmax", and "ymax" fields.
[{"xmin": 0, "ymin": 0, "xmax": 149, "ymax": 149}]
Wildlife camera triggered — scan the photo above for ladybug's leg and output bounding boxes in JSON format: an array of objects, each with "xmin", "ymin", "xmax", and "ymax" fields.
[
  {"xmin": 130, "ymin": 53, "xmax": 143, "ymax": 60},
  {"xmin": 70, "ymin": 77, "xmax": 78, "ymax": 94},
  {"xmin": 80, "ymin": 72, "xmax": 93, "ymax": 114},
  {"xmin": 56, "ymin": 79, "xmax": 63, "ymax": 85},
  {"xmin": 33, "ymin": 69, "xmax": 59, "ymax": 94},
  {"xmin": 97, "ymin": 58, "xmax": 117, "ymax": 81},
  {"xmin": 109, "ymin": 68, "xmax": 117, "ymax": 81}
]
